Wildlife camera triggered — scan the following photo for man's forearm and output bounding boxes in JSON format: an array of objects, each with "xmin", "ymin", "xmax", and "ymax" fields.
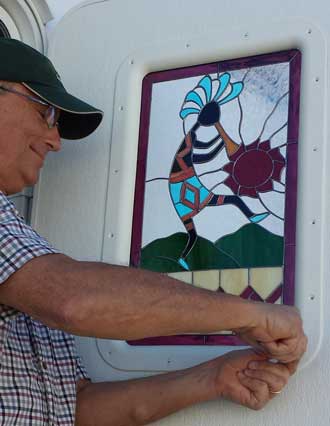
[
  {"xmin": 0, "ymin": 254, "xmax": 270, "ymax": 340},
  {"xmin": 1, "ymin": 254, "xmax": 306, "ymax": 363},
  {"xmin": 62, "ymin": 258, "xmax": 257, "ymax": 339},
  {"xmin": 75, "ymin": 362, "xmax": 216, "ymax": 426},
  {"xmin": 75, "ymin": 349, "xmax": 294, "ymax": 426}
]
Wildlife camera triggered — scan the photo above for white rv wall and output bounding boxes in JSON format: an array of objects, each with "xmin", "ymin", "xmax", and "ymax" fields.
[
  {"xmin": 45, "ymin": 0, "xmax": 83, "ymax": 31},
  {"xmin": 33, "ymin": 1, "xmax": 330, "ymax": 425}
]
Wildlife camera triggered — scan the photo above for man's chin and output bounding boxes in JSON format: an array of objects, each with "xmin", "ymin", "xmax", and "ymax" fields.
[
  {"xmin": 26, "ymin": 171, "xmax": 40, "ymax": 187},
  {"xmin": 1, "ymin": 168, "xmax": 41, "ymax": 195},
  {"xmin": 17, "ymin": 171, "xmax": 40, "ymax": 193}
]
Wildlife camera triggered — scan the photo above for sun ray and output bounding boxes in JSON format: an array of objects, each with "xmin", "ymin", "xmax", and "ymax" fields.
[{"xmin": 258, "ymin": 91, "xmax": 289, "ymax": 142}]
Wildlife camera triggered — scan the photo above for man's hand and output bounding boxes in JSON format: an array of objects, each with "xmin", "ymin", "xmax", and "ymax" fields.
[
  {"xmin": 234, "ymin": 303, "xmax": 307, "ymax": 363},
  {"xmin": 76, "ymin": 349, "xmax": 294, "ymax": 425},
  {"xmin": 212, "ymin": 349, "xmax": 293, "ymax": 410}
]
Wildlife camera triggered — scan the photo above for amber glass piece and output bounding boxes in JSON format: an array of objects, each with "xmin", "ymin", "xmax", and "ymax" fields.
[
  {"xmin": 193, "ymin": 270, "xmax": 220, "ymax": 291},
  {"xmin": 220, "ymin": 269, "xmax": 249, "ymax": 295},
  {"xmin": 249, "ymin": 267, "xmax": 283, "ymax": 300}
]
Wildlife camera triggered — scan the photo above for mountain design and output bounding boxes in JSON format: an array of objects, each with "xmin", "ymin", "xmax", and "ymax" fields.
[{"xmin": 140, "ymin": 224, "xmax": 283, "ymax": 273}]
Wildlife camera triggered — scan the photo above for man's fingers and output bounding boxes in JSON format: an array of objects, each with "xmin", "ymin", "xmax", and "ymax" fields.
[
  {"xmin": 247, "ymin": 360, "xmax": 291, "ymax": 378},
  {"xmin": 262, "ymin": 338, "xmax": 297, "ymax": 358},
  {"xmin": 237, "ymin": 373, "xmax": 270, "ymax": 410},
  {"xmin": 245, "ymin": 303, "xmax": 308, "ymax": 363},
  {"xmin": 284, "ymin": 359, "xmax": 299, "ymax": 375},
  {"xmin": 243, "ymin": 368, "xmax": 287, "ymax": 393},
  {"xmin": 296, "ymin": 334, "xmax": 308, "ymax": 361},
  {"xmin": 241, "ymin": 330, "xmax": 307, "ymax": 364},
  {"xmin": 261, "ymin": 333, "xmax": 307, "ymax": 363}
]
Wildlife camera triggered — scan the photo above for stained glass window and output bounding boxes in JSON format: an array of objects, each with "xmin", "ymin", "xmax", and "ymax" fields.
[{"xmin": 129, "ymin": 50, "xmax": 301, "ymax": 346}]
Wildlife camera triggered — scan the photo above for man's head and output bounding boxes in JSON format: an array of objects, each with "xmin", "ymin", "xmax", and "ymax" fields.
[{"xmin": 0, "ymin": 39, "xmax": 103, "ymax": 194}]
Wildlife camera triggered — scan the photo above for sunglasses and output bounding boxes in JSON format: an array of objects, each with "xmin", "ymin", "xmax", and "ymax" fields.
[{"xmin": 0, "ymin": 86, "xmax": 60, "ymax": 129}]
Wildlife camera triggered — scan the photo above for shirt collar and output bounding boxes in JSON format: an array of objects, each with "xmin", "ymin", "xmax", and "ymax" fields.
[{"xmin": 0, "ymin": 191, "xmax": 17, "ymax": 212}]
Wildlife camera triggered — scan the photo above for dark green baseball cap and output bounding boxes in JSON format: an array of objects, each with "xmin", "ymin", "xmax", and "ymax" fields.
[{"xmin": 0, "ymin": 38, "xmax": 103, "ymax": 140}]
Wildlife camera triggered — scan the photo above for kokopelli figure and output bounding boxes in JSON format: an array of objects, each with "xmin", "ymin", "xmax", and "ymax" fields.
[{"xmin": 169, "ymin": 73, "xmax": 268, "ymax": 270}]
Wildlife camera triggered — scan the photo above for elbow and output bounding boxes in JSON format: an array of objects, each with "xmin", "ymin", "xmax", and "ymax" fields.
[
  {"xmin": 59, "ymin": 296, "xmax": 84, "ymax": 334},
  {"xmin": 39, "ymin": 296, "xmax": 80, "ymax": 333},
  {"xmin": 59, "ymin": 292, "xmax": 96, "ymax": 336},
  {"xmin": 40, "ymin": 287, "xmax": 87, "ymax": 334}
]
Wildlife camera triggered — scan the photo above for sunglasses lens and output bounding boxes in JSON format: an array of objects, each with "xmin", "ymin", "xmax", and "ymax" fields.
[
  {"xmin": 55, "ymin": 109, "xmax": 61, "ymax": 125},
  {"xmin": 45, "ymin": 106, "xmax": 60, "ymax": 128}
]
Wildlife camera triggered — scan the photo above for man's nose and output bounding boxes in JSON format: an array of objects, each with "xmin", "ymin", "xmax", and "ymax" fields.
[{"xmin": 45, "ymin": 126, "xmax": 61, "ymax": 152}]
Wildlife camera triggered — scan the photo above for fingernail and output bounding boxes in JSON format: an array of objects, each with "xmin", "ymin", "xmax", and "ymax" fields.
[{"xmin": 249, "ymin": 362, "xmax": 258, "ymax": 369}]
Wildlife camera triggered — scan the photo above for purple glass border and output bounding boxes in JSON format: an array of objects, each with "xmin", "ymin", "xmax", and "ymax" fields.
[
  {"xmin": 128, "ymin": 334, "xmax": 245, "ymax": 346},
  {"xmin": 129, "ymin": 49, "xmax": 301, "ymax": 346}
]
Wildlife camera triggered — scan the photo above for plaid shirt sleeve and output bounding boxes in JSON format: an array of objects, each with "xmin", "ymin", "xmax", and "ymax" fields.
[
  {"xmin": 76, "ymin": 352, "xmax": 91, "ymax": 381},
  {"xmin": 0, "ymin": 194, "xmax": 59, "ymax": 285},
  {"xmin": 0, "ymin": 193, "xmax": 91, "ymax": 383}
]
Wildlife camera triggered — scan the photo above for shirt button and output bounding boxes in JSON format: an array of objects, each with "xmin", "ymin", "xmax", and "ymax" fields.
[{"xmin": 42, "ymin": 361, "xmax": 48, "ymax": 370}]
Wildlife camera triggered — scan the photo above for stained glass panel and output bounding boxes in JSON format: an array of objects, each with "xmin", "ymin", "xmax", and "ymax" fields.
[{"xmin": 129, "ymin": 50, "xmax": 301, "ymax": 346}]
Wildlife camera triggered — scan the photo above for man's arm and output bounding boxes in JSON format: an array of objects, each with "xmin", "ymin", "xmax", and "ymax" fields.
[
  {"xmin": 0, "ymin": 254, "xmax": 307, "ymax": 362},
  {"xmin": 75, "ymin": 350, "xmax": 293, "ymax": 426}
]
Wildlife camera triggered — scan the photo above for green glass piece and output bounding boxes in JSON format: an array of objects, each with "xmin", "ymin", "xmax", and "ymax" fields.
[
  {"xmin": 140, "ymin": 224, "xmax": 283, "ymax": 273},
  {"xmin": 140, "ymin": 233, "xmax": 239, "ymax": 273},
  {"xmin": 215, "ymin": 223, "xmax": 283, "ymax": 268}
]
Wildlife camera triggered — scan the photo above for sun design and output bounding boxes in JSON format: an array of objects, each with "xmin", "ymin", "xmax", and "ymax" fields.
[{"xmin": 222, "ymin": 139, "xmax": 286, "ymax": 198}]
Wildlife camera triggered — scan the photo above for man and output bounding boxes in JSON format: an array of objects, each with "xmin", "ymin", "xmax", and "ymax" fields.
[{"xmin": 0, "ymin": 38, "xmax": 306, "ymax": 426}]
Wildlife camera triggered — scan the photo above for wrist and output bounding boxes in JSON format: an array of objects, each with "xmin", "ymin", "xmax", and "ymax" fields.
[
  {"xmin": 215, "ymin": 293, "xmax": 261, "ymax": 332},
  {"xmin": 197, "ymin": 355, "xmax": 232, "ymax": 400},
  {"xmin": 188, "ymin": 358, "xmax": 226, "ymax": 401}
]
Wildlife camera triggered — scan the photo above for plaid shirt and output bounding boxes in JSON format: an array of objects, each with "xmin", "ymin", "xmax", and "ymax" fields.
[{"xmin": 0, "ymin": 192, "xmax": 89, "ymax": 425}]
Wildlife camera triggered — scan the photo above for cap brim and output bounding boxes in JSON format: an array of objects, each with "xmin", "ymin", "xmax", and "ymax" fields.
[{"xmin": 22, "ymin": 82, "xmax": 104, "ymax": 140}]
